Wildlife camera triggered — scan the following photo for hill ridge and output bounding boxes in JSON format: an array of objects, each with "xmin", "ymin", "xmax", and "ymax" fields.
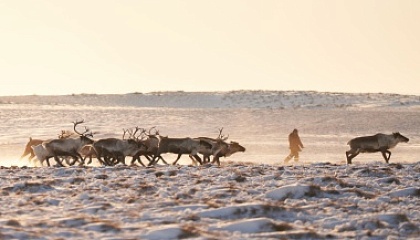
[{"xmin": 1, "ymin": 90, "xmax": 419, "ymax": 109}]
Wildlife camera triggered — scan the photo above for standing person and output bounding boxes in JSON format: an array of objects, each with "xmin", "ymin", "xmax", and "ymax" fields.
[{"xmin": 284, "ymin": 129, "xmax": 304, "ymax": 163}]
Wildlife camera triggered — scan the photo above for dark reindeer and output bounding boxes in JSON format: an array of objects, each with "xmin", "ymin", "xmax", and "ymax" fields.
[
  {"xmin": 149, "ymin": 136, "xmax": 204, "ymax": 166},
  {"xmin": 131, "ymin": 127, "xmax": 169, "ymax": 166},
  {"xmin": 92, "ymin": 128, "xmax": 145, "ymax": 166},
  {"xmin": 346, "ymin": 132, "xmax": 409, "ymax": 164}
]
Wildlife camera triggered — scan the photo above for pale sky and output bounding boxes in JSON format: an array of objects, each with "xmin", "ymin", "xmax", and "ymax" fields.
[{"xmin": 1, "ymin": 0, "xmax": 419, "ymax": 96}]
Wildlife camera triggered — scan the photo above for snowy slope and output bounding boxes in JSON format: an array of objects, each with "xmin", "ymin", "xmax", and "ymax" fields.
[{"xmin": 1, "ymin": 91, "xmax": 420, "ymax": 109}]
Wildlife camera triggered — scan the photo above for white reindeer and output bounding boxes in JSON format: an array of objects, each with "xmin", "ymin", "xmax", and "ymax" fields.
[{"xmin": 42, "ymin": 120, "xmax": 94, "ymax": 167}]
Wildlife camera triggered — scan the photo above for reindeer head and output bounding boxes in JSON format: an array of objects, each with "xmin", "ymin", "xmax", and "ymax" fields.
[
  {"xmin": 73, "ymin": 120, "xmax": 94, "ymax": 144},
  {"xmin": 393, "ymin": 132, "xmax": 409, "ymax": 143},
  {"xmin": 226, "ymin": 141, "xmax": 246, "ymax": 156}
]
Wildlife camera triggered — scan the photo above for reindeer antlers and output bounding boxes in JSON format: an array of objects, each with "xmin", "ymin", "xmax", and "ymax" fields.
[
  {"xmin": 123, "ymin": 126, "xmax": 146, "ymax": 140},
  {"xmin": 148, "ymin": 126, "xmax": 160, "ymax": 136},
  {"xmin": 58, "ymin": 130, "xmax": 75, "ymax": 139},
  {"xmin": 217, "ymin": 127, "xmax": 229, "ymax": 141},
  {"xmin": 72, "ymin": 119, "xmax": 93, "ymax": 137}
]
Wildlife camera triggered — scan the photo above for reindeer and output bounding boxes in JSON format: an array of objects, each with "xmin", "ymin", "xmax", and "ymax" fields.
[
  {"xmin": 31, "ymin": 144, "xmax": 54, "ymax": 166},
  {"xmin": 21, "ymin": 137, "xmax": 44, "ymax": 161},
  {"xmin": 31, "ymin": 143, "xmax": 74, "ymax": 167},
  {"xmin": 346, "ymin": 132, "xmax": 409, "ymax": 164},
  {"xmin": 195, "ymin": 128, "xmax": 246, "ymax": 166},
  {"xmin": 92, "ymin": 128, "xmax": 145, "ymax": 166},
  {"xmin": 20, "ymin": 130, "xmax": 76, "ymax": 161},
  {"xmin": 194, "ymin": 128, "xmax": 229, "ymax": 163},
  {"xmin": 131, "ymin": 127, "xmax": 169, "ymax": 166},
  {"xmin": 42, "ymin": 120, "xmax": 94, "ymax": 167},
  {"xmin": 149, "ymin": 136, "xmax": 204, "ymax": 166},
  {"xmin": 80, "ymin": 144, "xmax": 97, "ymax": 165},
  {"xmin": 211, "ymin": 141, "xmax": 246, "ymax": 165},
  {"xmin": 197, "ymin": 138, "xmax": 246, "ymax": 165}
]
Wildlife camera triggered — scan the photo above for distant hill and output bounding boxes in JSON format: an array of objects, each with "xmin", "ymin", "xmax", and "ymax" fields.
[{"xmin": 1, "ymin": 91, "xmax": 420, "ymax": 109}]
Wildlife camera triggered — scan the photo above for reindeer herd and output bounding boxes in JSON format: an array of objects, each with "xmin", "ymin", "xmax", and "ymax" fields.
[
  {"xmin": 19, "ymin": 120, "xmax": 411, "ymax": 167},
  {"xmin": 20, "ymin": 120, "xmax": 246, "ymax": 167}
]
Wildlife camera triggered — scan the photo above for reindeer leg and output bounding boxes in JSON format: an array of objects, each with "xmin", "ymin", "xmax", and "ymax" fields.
[
  {"xmin": 111, "ymin": 156, "xmax": 118, "ymax": 165},
  {"xmin": 53, "ymin": 155, "xmax": 65, "ymax": 167},
  {"xmin": 69, "ymin": 151, "xmax": 84, "ymax": 166},
  {"xmin": 95, "ymin": 149, "xmax": 109, "ymax": 166},
  {"xmin": 172, "ymin": 154, "xmax": 183, "ymax": 165},
  {"xmin": 76, "ymin": 153, "xmax": 85, "ymax": 166},
  {"xmin": 85, "ymin": 154, "xmax": 94, "ymax": 165},
  {"xmin": 143, "ymin": 155, "xmax": 153, "ymax": 165},
  {"xmin": 211, "ymin": 155, "xmax": 221, "ymax": 166},
  {"xmin": 110, "ymin": 155, "xmax": 120, "ymax": 166},
  {"xmin": 188, "ymin": 155, "xmax": 197, "ymax": 166},
  {"xmin": 45, "ymin": 157, "xmax": 52, "ymax": 167},
  {"xmin": 188, "ymin": 155, "xmax": 202, "ymax": 166},
  {"xmin": 68, "ymin": 156, "xmax": 77, "ymax": 166},
  {"xmin": 97, "ymin": 156, "xmax": 107, "ymax": 166},
  {"xmin": 95, "ymin": 149, "xmax": 105, "ymax": 166},
  {"xmin": 130, "ymin": 153, "xmax": 139, "ymax": 166},
  {"xmin": 148, "ymin": 155, "xmax": 158, "ymax": 166},
  {"xmin": 103, "ymin": 155, "xmax": 114, "ymax": 166},
  {"xmin": 133, "ymin": 154, "xmax": 149, "ymax": 166},
  {"xmin": 345, "ymin": 151, "xmax": 352, "ymax": 164},
  {"xmin": 193, "ymin": 154, "xmax": 202, "ymax": 165},
  {"xmin": 346, "ymin": 149, "xmax": 359, "ymax": 164},
  {"xmin": 381, "ymin": 150, "xmax": 391, "ymax": 163},
  {"xmin": 122, "ymin": 155, "xmax": 127, "ymax": 165},
  {"xmin": 158, "ymin": 156, "xmax": 169, "ymax": 165},
  {"xmin": 134, "ymin": 156, "xmax": 146, "ymax": 167}
]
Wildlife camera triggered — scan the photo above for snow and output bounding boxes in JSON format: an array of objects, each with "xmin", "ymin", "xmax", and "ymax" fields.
[
  {"xmin": 265, "ymin": 183, "xmax": 319, "ymax": 200},
  {"xmin": 0, "ymin": 163, "xmax": 419, "ymax": 239},
  {"xmin": 0, "ymin": 91, "xmax": 419, "ymax": 239}
]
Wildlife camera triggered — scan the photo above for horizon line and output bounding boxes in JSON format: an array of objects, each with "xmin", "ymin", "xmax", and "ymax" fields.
[{"xmin": 1, "ymin": 89, "xmax": 420, "ymax": 97}]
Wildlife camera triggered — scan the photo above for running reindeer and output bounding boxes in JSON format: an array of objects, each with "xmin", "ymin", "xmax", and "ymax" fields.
[
  {"xmin": 92, "ymin": 127, "xmax": 145, "ymax": 166},
  {"xmin": 20, "ymin": 130, "xmax": 76, "ymax": 162},
  {"xmin": 131, "ymin": 127, "xmax": 169, "ymax": 166},
  {"xmin": 345, "ymin": 132, "xmax": 409, "ymax": 164},
  {"xmin": 195, "ymin": 128, "xmax": 246, "ymax": 166},
  {"xmin": 41, "ymin": 120, "xmax": 94, "ymax": 166}
]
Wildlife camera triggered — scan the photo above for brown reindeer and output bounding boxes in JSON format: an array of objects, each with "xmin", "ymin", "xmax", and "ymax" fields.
[
  {"xmin": 131, "ymin": 127, "xmax": 169, "ymax": 166},
  {"xmin": 346, "ymin": 132, "xmax": 409, "ymax": 164},
  {"xmin": 21, "ymin": 137, "xmax": 44, "ymax": 161},
  {"xmin": 195, "ymin": 128, "xmax": 246, "ymax": 166},
  {"xmin": 80, "ymin": 144, "xmax": 97, "ymax": 165},
  {"xmin": 211, "ymin": 141, "xmax": 246, "ymax": 165}
]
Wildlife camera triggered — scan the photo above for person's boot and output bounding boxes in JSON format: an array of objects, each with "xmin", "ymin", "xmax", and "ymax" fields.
[{"xmin": 284, "ymin": 156, "xmax": 292, "ymax": 163}]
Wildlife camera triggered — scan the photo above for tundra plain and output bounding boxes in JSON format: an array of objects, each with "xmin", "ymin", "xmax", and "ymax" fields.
[{"xmin": 0, "ymin": 91, "xmax": 419, "ymax": 239}]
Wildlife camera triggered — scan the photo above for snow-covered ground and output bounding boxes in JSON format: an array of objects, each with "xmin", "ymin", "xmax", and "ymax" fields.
[
  {"xmin": 0, "ymin": 91, "xmax": 419, "ymax": 239},
  {"xmin": 1, "ymin": 163, "xmax": 419, "ymax": 239}
]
